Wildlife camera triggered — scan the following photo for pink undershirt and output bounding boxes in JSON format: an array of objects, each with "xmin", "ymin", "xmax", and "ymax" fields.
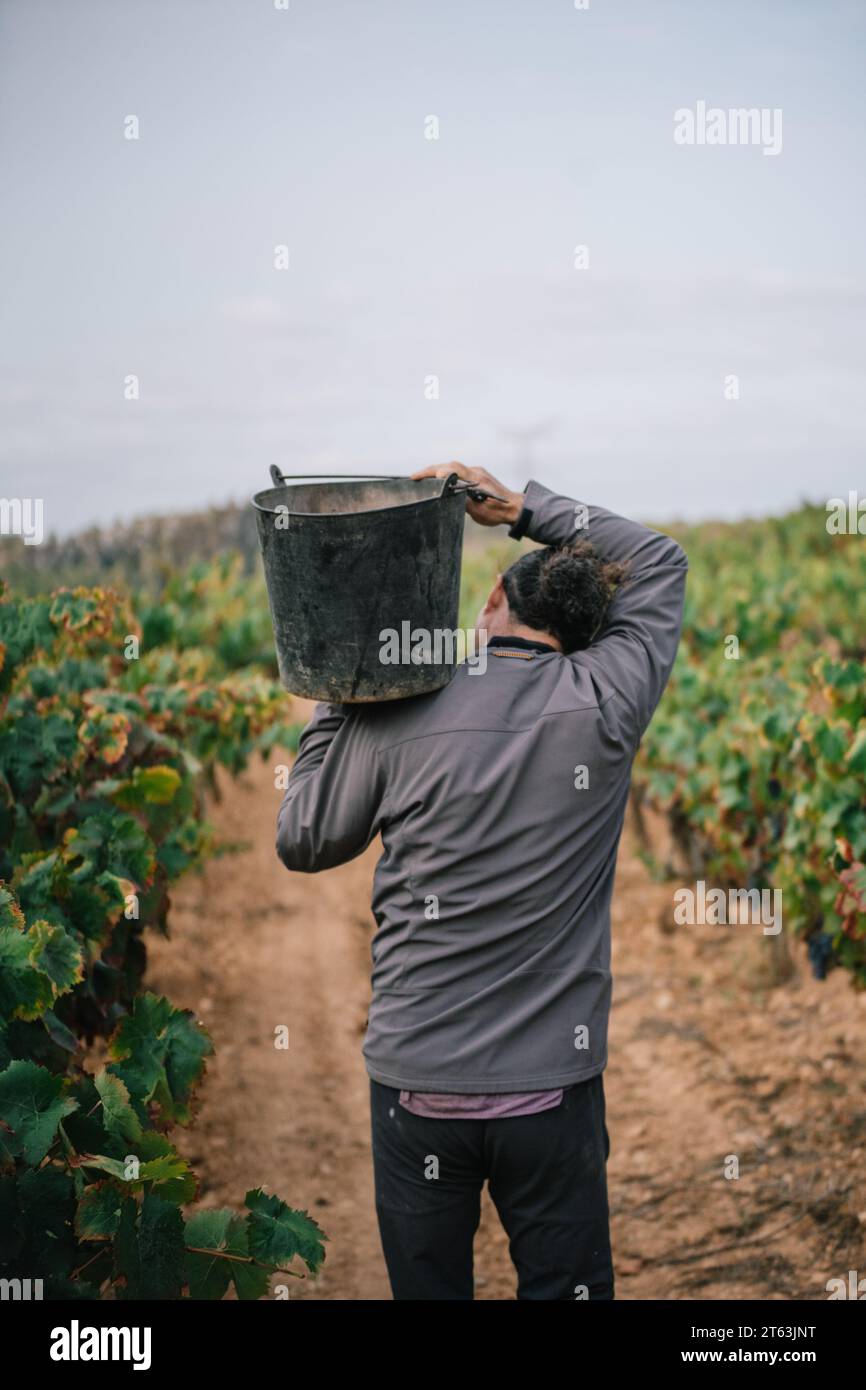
[{"xmin": 398, "ymin": 1089, "xmax": 564, "ymax": 1119}]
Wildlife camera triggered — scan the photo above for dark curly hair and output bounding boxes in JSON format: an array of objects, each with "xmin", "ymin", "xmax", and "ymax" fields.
[{"xmin": 501, "ymin": 540, "xmax": 625, "ymax": 653}]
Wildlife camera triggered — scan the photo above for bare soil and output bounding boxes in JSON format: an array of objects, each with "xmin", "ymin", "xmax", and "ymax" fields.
[{"xmin": 146, "ymin": 735, "xmax": 866, "ymax": 1301}]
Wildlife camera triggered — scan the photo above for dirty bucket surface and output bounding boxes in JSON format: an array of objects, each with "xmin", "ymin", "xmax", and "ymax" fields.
[{"xmin": 252, "ymin": 476, "xmax": 465, "ymax": 703}]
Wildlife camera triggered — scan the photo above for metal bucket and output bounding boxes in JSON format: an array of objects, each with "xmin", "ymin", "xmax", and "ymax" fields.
[{"xmin": 251, "ymin": 469, "xmax": 480, "ymax": 702}]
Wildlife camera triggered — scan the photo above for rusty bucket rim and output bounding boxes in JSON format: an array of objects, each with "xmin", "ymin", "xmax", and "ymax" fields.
[{"xmin": 250, "ymin": 472, "xmax": 454, "ymax": 520}]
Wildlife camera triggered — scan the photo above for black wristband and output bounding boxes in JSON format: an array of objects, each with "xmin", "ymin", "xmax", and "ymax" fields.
[{"xmin": 507, "ymin": 505, "xmax": 533, "ymax": 541}]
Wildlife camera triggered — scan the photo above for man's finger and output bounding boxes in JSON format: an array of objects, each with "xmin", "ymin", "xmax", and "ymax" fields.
[
  {"xmin": 410, "ymin": 464, "xmax": 466, "ymax": 482},
  {"xmin": 410, "ymin": 467, "xmax": 446, "ymax": 480}
]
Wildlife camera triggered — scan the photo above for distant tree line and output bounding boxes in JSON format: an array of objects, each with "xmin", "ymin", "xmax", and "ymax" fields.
[{"xmin": 0, "ymin": 502, "xmax": 260, "ymax": 595}]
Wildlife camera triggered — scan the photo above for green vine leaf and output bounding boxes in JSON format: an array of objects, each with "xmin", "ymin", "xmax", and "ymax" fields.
[
  {"xmin": 107, "ymin": 993, "xmax": 213, "ymax": 1124},
  {"xmin": 0, "ymin": 1060, "xmax": 78, "ymax": 1164},
  {"xmin": 94, "ymin": 1069, "xmax": 142, "ymax": 1144},
  {"xmin": 245, "ymin": 1188, "xmax": 327, "ymax": 1277}
]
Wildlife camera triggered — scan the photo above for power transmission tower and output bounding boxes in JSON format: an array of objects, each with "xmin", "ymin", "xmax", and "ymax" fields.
[{"xmin": 498, "ymin": 419, "xmax": 558, "ymax": 477}]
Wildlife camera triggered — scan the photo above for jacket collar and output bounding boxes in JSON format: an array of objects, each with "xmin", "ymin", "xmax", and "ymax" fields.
[{"xmin": 486, "ymin": 634, "xmax": 558, "ymax": 655}]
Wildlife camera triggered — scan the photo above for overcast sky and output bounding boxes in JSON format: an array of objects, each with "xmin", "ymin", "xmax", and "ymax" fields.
[{"xmin": 1, "ymin": 0, "xmax": 864, "ymax": 537}]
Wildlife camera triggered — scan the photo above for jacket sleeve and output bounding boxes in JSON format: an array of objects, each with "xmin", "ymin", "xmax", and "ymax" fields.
[
  {"xmin": 509, "ymin": 480, "xmax": 688, "ymax": 737},
  {"xmin": 276, "ymin": 702, "xmax": 386, "ymax": 873}
]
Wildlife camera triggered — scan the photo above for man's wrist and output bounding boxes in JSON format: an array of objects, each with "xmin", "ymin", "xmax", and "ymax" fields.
[{"xmin": 505, "ymin": 490, "xmax": 525, "ymax": 526}]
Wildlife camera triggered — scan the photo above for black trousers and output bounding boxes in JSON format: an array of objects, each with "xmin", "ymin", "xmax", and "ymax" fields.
[{"xmin": 370, "ymin": 1074, "xmax": 614, "ymax": 1300}]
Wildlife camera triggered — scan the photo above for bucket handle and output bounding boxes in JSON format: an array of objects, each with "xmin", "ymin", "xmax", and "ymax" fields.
[{"xmin": 268, "ymin": 466, "xmax": 507, "ymax": 504}]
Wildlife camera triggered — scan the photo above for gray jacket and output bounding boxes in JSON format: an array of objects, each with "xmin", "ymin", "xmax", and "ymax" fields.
[{"xmin": 276, "ymin": 480, "xmax": 688, "ymax": 1092}]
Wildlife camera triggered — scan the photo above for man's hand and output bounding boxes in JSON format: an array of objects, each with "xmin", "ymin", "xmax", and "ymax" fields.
[{"xmin": 411, "ymin": 461, "xmax": 524, "ymax": 529}]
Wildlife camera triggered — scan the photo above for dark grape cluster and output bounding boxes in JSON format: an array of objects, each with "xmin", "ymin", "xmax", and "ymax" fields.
[{"xmin": 807, "ymin": 931, "xmax": 836, "ymax": 981}]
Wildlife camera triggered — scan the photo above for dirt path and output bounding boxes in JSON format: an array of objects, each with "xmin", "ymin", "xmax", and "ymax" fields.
[{"xmin": 147, "ymin": 751, "xmax": 866, "ymax": 1301}]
